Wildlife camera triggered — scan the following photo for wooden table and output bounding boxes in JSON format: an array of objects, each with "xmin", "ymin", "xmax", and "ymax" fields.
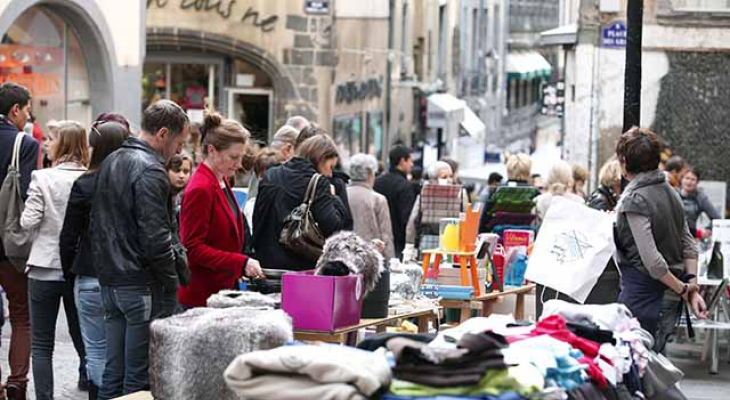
[
  {"xmin": 440, "ymin": 284, "xmax": 536, "ymax": 324},
  {"xmin": 294, "ymin": 308, "xmax": 439, "ymax": 346}
]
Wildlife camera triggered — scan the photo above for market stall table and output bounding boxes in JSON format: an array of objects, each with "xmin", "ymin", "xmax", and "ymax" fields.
[
  {"xmin": 686, "ymin": 276, "xmax": 730, "ymax": 374},
  {"xmin": 440, "ymin": 284, "xmax": 536, "ymax": 323},
  {"xmin": 294, "ymin": 307, "xmax": 439, "ymax": 346}
]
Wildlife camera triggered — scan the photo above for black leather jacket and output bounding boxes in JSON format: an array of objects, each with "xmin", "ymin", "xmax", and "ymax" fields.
[
  {"xmin": 89, "ymin": 137, "xmax": 178, "ymax": 290},
  {"xmin": 588, "ymin": 185, "xmax": 618, "ymax": 212}
]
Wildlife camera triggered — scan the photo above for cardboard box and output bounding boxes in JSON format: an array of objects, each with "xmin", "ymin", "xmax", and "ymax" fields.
[
  {"xmin": 282, "ymin": 271, "xmax": 364, "ymax": 331},
  {"xmin": 436, "ymin": 266, "xmax": 486, "ymax": 295}
]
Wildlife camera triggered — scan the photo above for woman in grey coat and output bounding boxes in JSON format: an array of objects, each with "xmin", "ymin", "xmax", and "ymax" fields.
[
  {"xmin": 679, "ymin": 166, "xmax": 721, "ymax": 239},
  {"xmin": 347, "ymin": 154, "xmax": 395, "ymax": 260}
]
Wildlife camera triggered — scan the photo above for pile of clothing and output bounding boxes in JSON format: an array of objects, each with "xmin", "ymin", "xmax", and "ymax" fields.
[
  {"xmin": 367, "ymin": 302, "xmax": 685, "ymax": 400},
  {"xmin": 218, "ymin": 301, "xmax": 686, "ymax": 400},
  {"xmin": 225, "ymin": 343, "xmax": 392, "ymax": 400}
]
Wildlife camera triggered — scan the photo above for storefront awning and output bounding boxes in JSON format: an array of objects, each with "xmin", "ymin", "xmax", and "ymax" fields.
[
  {"xmin": 460, "ymin": 106, "xmax": 486, "ymax": 141},
  {"xmin": 507, "ymin": 51, "xmax": 552, "ymax": 80},
  {"xmin": 427, "ymin": 93, "xmax": 465, "ymax": 129},
  {"xmin": 540, "ymin": 24, "xmax": 578, "ymax": 47},
  {"xmin": 427, "ymin": 93, "xmax": 486, "ymax": 140}
]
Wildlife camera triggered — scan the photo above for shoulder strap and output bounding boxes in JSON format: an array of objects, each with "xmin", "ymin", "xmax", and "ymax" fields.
[
  {"xmin": 303, "ymin": 173, "xmax": 322, "ymax": 207},
  {"xmin": 11, "ymin": 132, "xmax": 24, "ymax": 170}
]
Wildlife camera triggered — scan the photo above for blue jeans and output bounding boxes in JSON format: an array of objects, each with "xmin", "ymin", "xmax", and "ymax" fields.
[
  {"xmin": 74, "ymin": 276, "xmax": 106, "ymax": 387},
  {"xmin": 98, "ymin": 285, "xmax": 178, "ymax": 400},
  {"xmin": 28, "ymin": 278, "xmax": 86, "ymax": 400}
]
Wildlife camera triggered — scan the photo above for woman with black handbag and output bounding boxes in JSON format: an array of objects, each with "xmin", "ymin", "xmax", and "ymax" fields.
[{"xmin": 253, "ymin": 134, "xmax": 352, "ymax": 272}]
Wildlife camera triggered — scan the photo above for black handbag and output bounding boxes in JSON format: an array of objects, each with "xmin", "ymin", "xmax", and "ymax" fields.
[{"xmin": 279, "ymin": 173, "xmax": 326, "ymax": 262}]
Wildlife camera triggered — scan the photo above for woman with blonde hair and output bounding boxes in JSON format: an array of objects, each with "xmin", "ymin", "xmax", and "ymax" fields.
[
  {"xmin": 21, "ymin": 120, "xmax": 89, "ymax": 399},
  {"xmin": 534, "ymin": 161, "xmax": 584, "ymax": 227}
]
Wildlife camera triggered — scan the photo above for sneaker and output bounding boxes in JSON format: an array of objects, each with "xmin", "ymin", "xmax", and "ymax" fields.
[
  {"xmin": 78, "ymin": 374, "xmax": 90, "ymax": 392},
  {"xmin": 5, "ymin": 385, "xmax": 26, "ymax": 400}
]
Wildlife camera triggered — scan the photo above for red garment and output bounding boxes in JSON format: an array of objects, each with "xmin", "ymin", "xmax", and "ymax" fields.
[
  {"xmin": 532, "ymin": 315, "xmax": 601, "ymax": 358},
  {"xmin": 178, "ymin": 163, "xmax": 248, "ymax": 307},
  {"xmin": 508, "ymin": 315, "xmax": 608, "ymax": 390},
  {"xmin": 32, "ymin": 121, "xmax": 43, "ymax": 168}
]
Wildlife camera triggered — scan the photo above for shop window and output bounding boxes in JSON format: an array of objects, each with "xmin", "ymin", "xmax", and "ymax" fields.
[
  {"xmin": 332, "ymin": 113, "xmax": 363, "ymax": 164},
  {"xmin": 1, "ymin": 6, "xmax": 91, "ymax": 128},
  {"xmin": 366, "ymin": 111, "xmax": 384, "ymax": 158},
  {"xmin": 142, "ymin": 62, "xmax": 220, "ymax": 122},
  {"xmin": 233, "ymin": 59, "xmax": 272, "ymax": 88},
  {"xmin": 670, "ymin": 0, "xmax": 730, "ymax": 11}
]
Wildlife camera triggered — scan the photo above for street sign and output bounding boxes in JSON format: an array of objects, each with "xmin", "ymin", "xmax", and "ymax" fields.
[
  {"xmin": 602, "ymin": 21, "xmax": 627, "ymax": 48},
  {"xmin": 305, "ymin": 0, "xmax": 330, "ymax": 14}
]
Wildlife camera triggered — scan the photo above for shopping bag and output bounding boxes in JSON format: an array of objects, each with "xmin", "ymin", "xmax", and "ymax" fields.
[
  {"xmin": 0, "ymin": 133, "xmax": 33, "ymax": 272},
  {"xmin": 525, "ymin": 196, "xmax": 615, "ymax": 303}
]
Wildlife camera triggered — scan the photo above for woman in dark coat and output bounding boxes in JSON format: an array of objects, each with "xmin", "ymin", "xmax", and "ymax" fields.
[
  {"xmin": 588, "ymin": 159, "xmax": 622, "ymax": 212},
  {"xmin": 59, "ymin": 119, "xmax": 129, "ymax": 398},
  {"xmin": 252, "ymin": 134, "xmax": 353, "ymax": 270},
  {"xmin": 614, "ymin": 128, "xmax": 707, "ymax": 355}
]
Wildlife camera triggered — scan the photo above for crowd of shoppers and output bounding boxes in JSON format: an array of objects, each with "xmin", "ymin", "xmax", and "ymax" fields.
[{"xmin": 0, "ymin": 77, "xmax": 723, "ymax": 400}]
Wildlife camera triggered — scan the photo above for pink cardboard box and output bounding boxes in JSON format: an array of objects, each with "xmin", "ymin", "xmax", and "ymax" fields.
[{"xmin": 282, "ymin": 271, "xmax": 364, "ymax": 331}]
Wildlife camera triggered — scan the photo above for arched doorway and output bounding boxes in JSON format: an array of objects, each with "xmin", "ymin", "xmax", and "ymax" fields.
[
  {"xmin": 146, "ymin": 28, "xmax": 301, "ymax": 144},
  {"xmin": 0, "ymin": 0, "xmax": 117, "ymax": 128}
]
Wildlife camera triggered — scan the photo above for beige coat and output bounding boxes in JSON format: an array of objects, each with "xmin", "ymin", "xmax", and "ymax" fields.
[
  {"xmin": 21, "ymin": 162, "xmax": 86, "ymax": 271},
  {"xmin": 347, "ymin": 182, "xmax": 395, "ymax": 260}
]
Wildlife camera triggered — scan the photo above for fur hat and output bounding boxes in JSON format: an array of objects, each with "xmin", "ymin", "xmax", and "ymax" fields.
[{"xmin": 314, "ymin": 231, "xmax": 384, "ymax": 293}]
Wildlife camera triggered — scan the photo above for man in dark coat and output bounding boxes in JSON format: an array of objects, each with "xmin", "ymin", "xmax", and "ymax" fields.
[
  {"xmin": 0, "ymin": 82, "xmax": 37, "ymax": 400},
  {"xmin": 374, "ymin": 145, "xmax": 416, "ymax": 260},
  {"xmin": 89, "ymin": 100, "xmax": 189, "ymax": 399}
]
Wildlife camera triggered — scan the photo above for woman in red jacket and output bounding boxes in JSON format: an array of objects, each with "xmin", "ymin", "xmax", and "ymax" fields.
[{"xmin": 178, "ymin": 112, "xmax": 264, "ymax": 307}]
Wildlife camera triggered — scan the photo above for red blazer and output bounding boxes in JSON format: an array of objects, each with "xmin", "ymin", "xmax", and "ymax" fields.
[{"xmin": 178, "ymin": 163, "xmax": 247, "ymax": 307}]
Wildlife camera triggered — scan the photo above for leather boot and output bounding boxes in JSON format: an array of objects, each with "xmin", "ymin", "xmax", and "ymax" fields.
[{"xmin": 5, "ymin": 385, "xmax": 26, "ymax": 400}]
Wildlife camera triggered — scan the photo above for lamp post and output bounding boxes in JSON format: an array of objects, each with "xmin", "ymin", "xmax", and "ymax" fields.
[{"xmin": 622, "ymin": 0, "xmax": 643, "ymax": 132}]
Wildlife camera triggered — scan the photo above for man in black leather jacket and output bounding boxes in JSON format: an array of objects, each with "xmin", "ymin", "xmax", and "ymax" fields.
[{"xmin": 89, "ymin": 100, "xmax": 188, "ymax": 399}]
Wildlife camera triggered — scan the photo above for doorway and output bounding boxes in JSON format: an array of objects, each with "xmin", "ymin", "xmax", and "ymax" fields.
[{"xmin": 227, "ymin": 88, "xmax": 272, "ymax": 145}]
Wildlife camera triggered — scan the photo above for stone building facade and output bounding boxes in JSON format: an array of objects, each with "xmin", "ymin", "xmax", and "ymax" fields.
[
  {"xmin": 0, "ymin": 0, "xmax": 145, "ymax": 128},
  {"xmin": 553, "ymin": 0, "xmax": 730, "ymax": 193}
]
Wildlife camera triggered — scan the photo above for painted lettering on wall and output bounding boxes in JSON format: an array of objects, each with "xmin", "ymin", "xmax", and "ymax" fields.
[
  {"xmin": 147, "ymin": 0, "xmax": 279, "ymax": 33},
  {"xmin": 241, "ymin": 7, "xmax": 278, "ymax": 33},
  {"xmin": 335, "ymin": 78, "xmax": 383, "ymax": 105}
]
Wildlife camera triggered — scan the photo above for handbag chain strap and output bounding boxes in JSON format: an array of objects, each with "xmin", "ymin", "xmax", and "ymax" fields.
[{"xmin": 303, "ymin": 173, "xmax": 322, "ymax": 210}]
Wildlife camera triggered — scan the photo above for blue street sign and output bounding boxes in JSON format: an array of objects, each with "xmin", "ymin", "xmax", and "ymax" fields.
[{"xmin": 602, "ymin": 21, "xmax": 627, "ymax": 48}]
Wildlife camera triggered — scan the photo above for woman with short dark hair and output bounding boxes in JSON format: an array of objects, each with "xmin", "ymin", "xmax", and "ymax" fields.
[
  {"xmin": 60, "ymin": 119, "xmax": 129, "ymax": 399},
  {"xmin": 253, "ymin": 134, "xmax": 353, "ymax": 271},
  {"xmin": 615, "ymin": 127, "xmax": 707, "ymax": 355}
]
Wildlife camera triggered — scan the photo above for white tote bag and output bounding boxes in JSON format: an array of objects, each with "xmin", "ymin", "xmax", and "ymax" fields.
[{"xmin": 525, "ymin": 196, "xmax": 615, "ymax": 303}]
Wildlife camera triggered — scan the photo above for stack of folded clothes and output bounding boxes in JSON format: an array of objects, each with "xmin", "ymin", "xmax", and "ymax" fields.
[{"xmin": 379, "ymin": 330, "xmax": 543, "ymax": 400}]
